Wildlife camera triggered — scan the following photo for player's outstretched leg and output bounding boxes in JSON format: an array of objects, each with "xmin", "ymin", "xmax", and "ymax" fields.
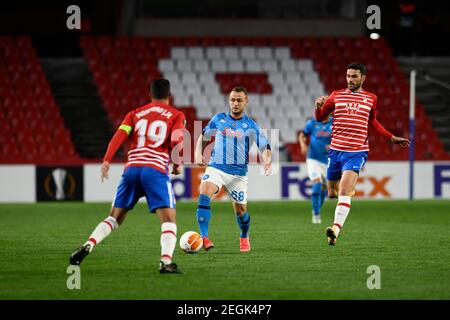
[
  {"xmin": 158, "ymin": 221, "xmax": 182, "ymax": 274},
  {"xmin": 236, "ymin": 212, "xmax": 251, "ymax": 252},
  {"xmin": 326, "ymin": 225, "xmax": 339, "ymax": 246},
  {"xmin": 196, "ymin": 194, "xmax": 214, "ymax": 251},
  {"xmin": 326, "ymin": 195, "xmax": 351, "ymax": 245},
  {"xmin": 69, "ymin": 216, "xmax": 119, "ymax": 265},
  {"xmin": 70, "ymin": 244, "xmax": 92, "ymax": 265}
]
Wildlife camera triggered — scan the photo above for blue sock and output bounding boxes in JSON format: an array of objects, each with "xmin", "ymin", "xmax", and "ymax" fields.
[
  {"xmin": 236, "ymin": 212, "xmax": 250, "ymax": 238},
  {"xmin": 196, "ymin": 194, "xmax": 211, "ymax": 238},
  {"xmin": 312, "ymin": 182, "xmax": 322, "ymax": 216},
  {"xmin": 319, "ymin": 188, "xmax": 327, "ymax": 208}
]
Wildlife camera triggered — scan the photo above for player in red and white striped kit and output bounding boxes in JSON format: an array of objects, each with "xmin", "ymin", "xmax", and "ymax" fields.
[
  {"xmin": 315, "ymin": 63, "xmax": 410, "ymax": 245},
  {"xmin": 70, "ymin": 79, "xmax": 186, "ymax": 273}
]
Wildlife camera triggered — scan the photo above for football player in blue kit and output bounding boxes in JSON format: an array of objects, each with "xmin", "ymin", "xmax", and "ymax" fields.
[
  {"xmin": 194, "ymin": 87, "xmax": 272, "ymax": 252},
  {"xmin": 299, "ymin": 114, "xmax": 332, "ymax": 224}
]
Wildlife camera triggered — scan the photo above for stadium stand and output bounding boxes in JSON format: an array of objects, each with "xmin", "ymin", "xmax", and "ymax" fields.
[
  {"xmin": 0, "ymin": 36, "xmax": 79, "ymax": 163},
  {"xmin": 41, "ymin": 58, "xmax": 116, "ymax": 159},
  {"xmin": 398, "ymin": 57, "xmax": 450, "ymax": 154},
  {"xmin": 80, "ymin": 35, "xmax": 450, "ymax": 162},
  {"xmin": 2, "ymin": 35, "xmax": 447, "ymax": 163}
]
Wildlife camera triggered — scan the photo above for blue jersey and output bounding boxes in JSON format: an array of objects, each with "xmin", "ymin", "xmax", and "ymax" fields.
[
  {"xmin": 203, "ymin": 112, "xmax": 270, "ymax": 176},
  {"xmin": 303, "ymin": 118, "xmax": 332, "ymax": 164}
]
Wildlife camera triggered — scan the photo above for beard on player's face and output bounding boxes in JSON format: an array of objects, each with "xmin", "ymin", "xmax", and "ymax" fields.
[
  {"xmin": 347, "ymin": 77, "xmax": 363, "ymax": 91},
  {"xmin": 231, "ymin": 105, "xmax": 245, "ymax": 116},
  {"xmin": 229, "ymin": 92, "xmax": 247, "ymax": 118},
  {"xmin": 347, "ymin": 82, "xmax": 361, "ymax": 91},
  {"xmin": 347, "ymin": 72, "xmax": 365, "ymax": 92}
]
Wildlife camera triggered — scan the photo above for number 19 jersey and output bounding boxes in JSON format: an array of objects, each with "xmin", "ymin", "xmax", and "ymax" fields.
[{"xmin": 120, "ymin": 102, "xmax": 186, "ymax": 174}]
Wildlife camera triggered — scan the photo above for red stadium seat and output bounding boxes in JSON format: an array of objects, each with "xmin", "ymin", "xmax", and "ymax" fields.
[
  {"xmin": 0, "ymin": 37, "xmax": 80, "ymax": 162},
  {"xmin": 0, "ymin": 141, "xmax": 21, "ymax": 162}
]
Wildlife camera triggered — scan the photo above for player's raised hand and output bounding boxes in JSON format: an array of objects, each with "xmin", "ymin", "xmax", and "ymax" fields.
[
  {"xmin": 315, "ymin": 95, "xmax": 328, "ymax": 109},
  {"xmin": 390, "ymin": 136, "xmax": 411, "ymax": 148},
  {"xmin": 101, "ymin": 161, "xmax": 110, "ymax": 182}
]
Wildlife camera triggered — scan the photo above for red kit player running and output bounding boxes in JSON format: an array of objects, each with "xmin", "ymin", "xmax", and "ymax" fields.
[
  {"xmin": 70, "ymin": 79, "xmax": 186, "ymax": 273},
  {"xmin": 315, "ymin": 63, "xmax": 410, "ymax": 246}
]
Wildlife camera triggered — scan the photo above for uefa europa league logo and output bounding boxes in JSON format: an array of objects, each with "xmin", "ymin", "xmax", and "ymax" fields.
[
  {"xmin": 40, "ymin": 167, "xmax": 79, "ymax": 201},
  {"xmin": 52, "ymin": 168, "xmax": 67, "ymax": 200}
]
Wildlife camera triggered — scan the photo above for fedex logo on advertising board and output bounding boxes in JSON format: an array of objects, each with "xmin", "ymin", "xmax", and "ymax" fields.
[
  {"xmin": 281, "ymin": 166, "xmax": 392, "ymax": 198},
  {"xmin": 434, "ymin": 165, "xmax": 450, "ymax": 197}
]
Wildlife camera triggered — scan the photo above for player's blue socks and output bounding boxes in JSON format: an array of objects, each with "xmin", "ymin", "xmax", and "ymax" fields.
[
  {"xmin": 312, "ymin": 182, "xmax": 322, "ymax": 215},
  {"xmin": 196, "ymin": 194, "xmax": 211, "ymax": 238},
  {"xmin": 320, "ymin": 188, "xmax": 327, "ymax": 207},
  {"xmin": 236, "ymin": 212, "xmax": 250, "ymax": 238}
]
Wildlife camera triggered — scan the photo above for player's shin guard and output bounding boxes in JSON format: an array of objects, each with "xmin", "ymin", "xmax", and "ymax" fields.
[
  {"xmin": 236, "ymin": 212, "xmax": 250, "ymax": 238},
  {"xmin": 333, "ymin": 196, "xmax": 351, "ymax": 236},
  {"xmin": 160, "ymin": 222, "xmax": 177, "ymax": 265},
  {"xmin": 85, "ymin": 216, "xmax": 119, "ymax": 251},
  {"xmin": 312, "ymin": 182, "xmax": 322, "ymax": 215},
  {"xmin": 196, "ymin": 194, "xmax": 211, "ymax": 237}
]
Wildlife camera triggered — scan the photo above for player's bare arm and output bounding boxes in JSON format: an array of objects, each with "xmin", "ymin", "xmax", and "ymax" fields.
[
  {"xmin": 101, "ymin": 126, "xmax": 130, "ymax": 182},
  {"xmin": 390, "ymin": 136, "xmax": 410, "ymax": 148},
  {"xmin": 101, "ymin": 161, "xmax": 110, "ymax": 182},
  {"xmin": 315, "ymin": 95, "xmax": 334, "ymax": 121},
  {"xmin": 194, "ymin": 134, "xmax": 209, "ymax": 166},
  {"xmin": 299, "ymin": 131, "xmax": 308, "ymax": 156},
  {"xmin": 171, "ymin": 164, "xmax": 182, "ymax": 175},
  {"xmin": 261, "ymin": 149, "xmax": 272, "ymax": 176},
  {"xmin": 315, "ymin": 95, "xmax": 328, "ymax": 109}
]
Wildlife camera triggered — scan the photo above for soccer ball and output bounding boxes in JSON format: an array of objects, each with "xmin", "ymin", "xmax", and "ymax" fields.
[{"xmin": 179, "ymin": 231, "xmax": 203, "ymax": 253}]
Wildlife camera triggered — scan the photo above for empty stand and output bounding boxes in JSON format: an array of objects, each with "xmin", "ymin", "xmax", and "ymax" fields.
[
  {"xmin": 398, "ymin": 57, "xmax": 450, "ymax": 156},
  {"xmin": 42, "ymin": 58, "xmax": 117, "ymax": 159},
  {"xmin": 0, "ymin": 36, "xmax": 79, "ymax": 163}
]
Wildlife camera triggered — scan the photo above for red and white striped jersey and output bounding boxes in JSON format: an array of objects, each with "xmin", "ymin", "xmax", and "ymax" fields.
[
  {"xmin": 120, "ymin": 102, "xmax": 186, "ymax": 173},
  {"xmin": 320, "ymin": 88, "xmax": 377, "ymax": 152}
]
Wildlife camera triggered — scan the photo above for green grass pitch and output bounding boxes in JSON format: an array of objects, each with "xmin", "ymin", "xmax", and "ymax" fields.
[{"xmin": 0, "ymin": 200, "xmax": 449, "ymax": 299}]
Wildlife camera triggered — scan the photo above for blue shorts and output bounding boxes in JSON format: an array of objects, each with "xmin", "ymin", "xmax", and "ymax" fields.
[
  {"xmin": 327, "ymin": 149, "xmax": 368, "ymax": 181},
  {"xmin": 113, "ymin": 166, "xmax": 176, "ymax": 213}
]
